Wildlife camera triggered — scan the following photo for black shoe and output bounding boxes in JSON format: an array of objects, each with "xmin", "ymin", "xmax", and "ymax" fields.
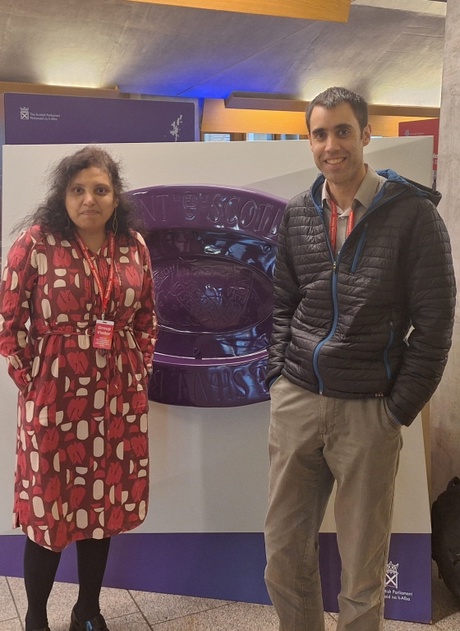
[
  {"xmin": 31, "ymin": 628, "xmax": 50, "ymax": 631},
  {"xmin": 69, "ymin": 609, "xmax": 109, "ymax": 631}
]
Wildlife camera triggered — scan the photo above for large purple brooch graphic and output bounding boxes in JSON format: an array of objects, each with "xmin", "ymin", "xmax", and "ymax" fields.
[{"xmin": 128, "ymin": 185, "xmax": 286, "ymax": 407}]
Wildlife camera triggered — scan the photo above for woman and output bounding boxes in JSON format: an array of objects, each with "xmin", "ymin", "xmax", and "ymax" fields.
[{"xmin": 0, "ymin": 146, "xmax": 157, "ymax": 631}]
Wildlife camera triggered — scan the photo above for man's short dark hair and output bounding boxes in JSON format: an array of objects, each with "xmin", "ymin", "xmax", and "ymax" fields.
[{"xmin": 306, "ymin": 87, "xmax": 369, "ymax": 133}]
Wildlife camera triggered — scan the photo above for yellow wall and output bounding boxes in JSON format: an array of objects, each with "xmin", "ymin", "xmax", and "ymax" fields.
[
  {"xmin": 369, "ymin": 114, "xmax": 436, "ymax": 138},
  {"xmin": 201, "ymin": 98, "xmax": 308, "ymax": 135},
  {"xmin": 202, "ymin": 98, "xmax": 437, "ymax": 138}
]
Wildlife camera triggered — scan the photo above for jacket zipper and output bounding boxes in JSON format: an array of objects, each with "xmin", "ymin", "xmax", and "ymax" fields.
[
  {"xmin": 383, "ymin": 320, "xmax": 395, "ymax": 380},
  {"xmin": 312, "ymin": 258, "xmax": 339, "ymax": 394}
]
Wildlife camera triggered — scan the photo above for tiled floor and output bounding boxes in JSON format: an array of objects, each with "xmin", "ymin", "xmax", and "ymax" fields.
[{"xmin": 1, "ymin": 565, "xmax": 459, "ymax": 630}]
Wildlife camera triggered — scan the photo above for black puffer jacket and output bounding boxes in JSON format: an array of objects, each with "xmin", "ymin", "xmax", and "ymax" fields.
[{"xmin": 267, "ymin": 169, "xmax": 456, "ymax": 426}]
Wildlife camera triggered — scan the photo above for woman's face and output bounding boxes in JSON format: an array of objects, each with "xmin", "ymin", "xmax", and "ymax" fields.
[{"xmin": 65, "ymin": 167, "xmax": 118, "ymax": 241}]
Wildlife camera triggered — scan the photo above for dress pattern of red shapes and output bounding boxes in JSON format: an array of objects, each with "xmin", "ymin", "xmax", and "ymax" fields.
[{"xmin": 0, "ymin": 226, "xmax": 157, "ymax": 551}]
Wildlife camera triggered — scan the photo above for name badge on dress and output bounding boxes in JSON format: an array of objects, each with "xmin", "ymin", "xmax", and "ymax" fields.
[{"xmin": 94, "ymin": 319, "xmax": 115, "ymax": 349}]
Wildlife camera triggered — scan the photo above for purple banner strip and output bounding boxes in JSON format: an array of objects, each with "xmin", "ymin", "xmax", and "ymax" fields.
[
  {"xmin": 319, "ymin": 533, "xmax": 432, "ymax": 623},
  {"xmin": 4, "ymin": 93, "xmax": 197, "ymax": 144},
  {"xmin": 0, "ymin": 532, "xmax": 431, "ymax": 621}
]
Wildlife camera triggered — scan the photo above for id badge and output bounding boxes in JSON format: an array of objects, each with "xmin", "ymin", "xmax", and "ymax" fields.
[{"xmin": 93, "ymin": 319, "xmax": 114, "ymax": 349}]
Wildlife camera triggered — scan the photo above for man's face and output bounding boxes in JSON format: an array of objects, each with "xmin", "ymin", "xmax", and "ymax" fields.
[{"xmin": 309, "ymin": 102, "xmax": 371, "ymax": 191}]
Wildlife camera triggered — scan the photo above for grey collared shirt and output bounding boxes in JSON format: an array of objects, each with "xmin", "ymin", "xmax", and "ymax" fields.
[{"xmin": 321, "ymin": 164, "xmax": 386, "ymax": 255}]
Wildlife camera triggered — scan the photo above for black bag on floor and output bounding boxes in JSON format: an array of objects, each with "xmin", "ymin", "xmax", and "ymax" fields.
[{"xmin": 432, "ymin": 476, "xmax": 460, "ymax": 602}]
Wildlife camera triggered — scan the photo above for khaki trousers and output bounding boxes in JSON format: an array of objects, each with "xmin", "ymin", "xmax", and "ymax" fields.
[{"xmin": 264, "ymin": 376, "xmax": 403, "ymax": 631}]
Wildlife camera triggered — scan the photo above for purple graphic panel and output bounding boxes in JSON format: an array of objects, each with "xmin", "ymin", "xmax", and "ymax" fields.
[
  {"xmin": 319, "ymin": 533, "xmax": 432, "ymax": 623},
  {"xmin": 4, "ymin": 93, "xmax": 197, "ymax": 144},
  {"xmin": 0, "ymin": 532, "xmax": 431, "ymax": 622},
  {"xmin": 0, "ymin": 533, "xmax": 271, "ymax": 605},
  {"xmin": 384, "ymin": 533, "xmax": 432, "ymax": 622},
  {"xmin": 128, "ymin": 184, "xmax": 287, "ymax": 407}
]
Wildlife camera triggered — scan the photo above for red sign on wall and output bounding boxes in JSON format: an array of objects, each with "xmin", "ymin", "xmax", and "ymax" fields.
[{"xmin": 399, "ymin": 118, "xmax": 439, "ymax": 189}]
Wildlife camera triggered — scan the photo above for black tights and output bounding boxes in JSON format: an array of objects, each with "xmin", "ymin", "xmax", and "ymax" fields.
[{"xmin": 24, "ymin": 537, "xmax": 111, "ymax": 631}]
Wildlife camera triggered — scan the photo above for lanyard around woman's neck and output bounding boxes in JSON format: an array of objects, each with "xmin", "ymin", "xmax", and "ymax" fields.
[
  {"xmin": 76, "ymin": 232, "xmax": 116, "ymax": 320},
  {"xmin": 328, "ymin": 199, "xmax": 355, "ymax": 254}
]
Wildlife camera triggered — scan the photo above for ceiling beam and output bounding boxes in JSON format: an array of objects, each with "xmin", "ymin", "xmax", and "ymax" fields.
[
  {"xmin": 127, "ymin": 0, "xmax": 351, "ymax": 22},
  {"xmin": 225, "ymin": 92, "xmax": 440, "ymax": 118},
  {"xmin": 226, "ymin": 92, "xmax": 307, "ymax": 111}
]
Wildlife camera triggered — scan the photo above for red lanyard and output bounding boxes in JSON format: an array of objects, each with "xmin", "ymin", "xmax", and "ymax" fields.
[
  {"xmin": 76, "ymin": 233, "xmax": 116, "ymax": 320},
  {"xmin": 329, "ymin": 199, "xmax": 355, "ymax": 254}
]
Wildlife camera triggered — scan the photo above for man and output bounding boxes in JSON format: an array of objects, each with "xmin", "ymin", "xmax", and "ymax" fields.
[{"xmin": 264, "ymin": 86, "xmax": 456, "ymax": 631}]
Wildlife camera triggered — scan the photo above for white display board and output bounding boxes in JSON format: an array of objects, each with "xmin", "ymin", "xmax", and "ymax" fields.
[{"xmin": 0, "ymin": 137, "xmax": 433, "ymax": 538}]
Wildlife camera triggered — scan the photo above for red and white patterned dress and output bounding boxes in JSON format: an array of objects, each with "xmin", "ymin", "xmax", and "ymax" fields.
[{"xmin": 0, "ymin": 225, "xmax": 157, "ymax": 552}]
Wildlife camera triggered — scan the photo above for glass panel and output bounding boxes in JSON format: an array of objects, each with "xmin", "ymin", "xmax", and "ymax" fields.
[
  {"xmin": 203, "ymin": 133, "xmax": 231, "ymax": 142},
  {"xmin": 246, "ymin": 133, "xmax": 274, "ymax": 141}
]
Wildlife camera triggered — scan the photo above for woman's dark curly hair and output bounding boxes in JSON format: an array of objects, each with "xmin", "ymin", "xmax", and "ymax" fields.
[{"xmin": 16, "ymin": 146, "xmax": 142, "ymax": 238}]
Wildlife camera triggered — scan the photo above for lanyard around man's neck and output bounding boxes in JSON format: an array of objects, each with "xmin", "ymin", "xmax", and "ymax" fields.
[{"xmin": 328, "ymin": 199, "xmax": 355, "ymax": 254}]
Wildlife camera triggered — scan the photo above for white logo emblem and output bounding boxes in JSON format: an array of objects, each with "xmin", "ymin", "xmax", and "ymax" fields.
[
  {"xmin": 170, "ymin": 114, "xmax": 183, "ymax": 142},
  {"xmin": 20, "ymin": 107, "xmax": 30, "ymax": 120},
  {"xmin": 385, "ymin": 561, "xmax": 399, "ymax": 589}
]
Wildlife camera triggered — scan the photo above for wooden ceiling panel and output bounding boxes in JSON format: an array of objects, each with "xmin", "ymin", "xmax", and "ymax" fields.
[{"xmin": 126, "ymin": 0, "xmax": 351, "ymax": 22}]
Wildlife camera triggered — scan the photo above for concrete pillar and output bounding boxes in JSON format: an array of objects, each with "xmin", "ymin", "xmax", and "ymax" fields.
[{"xmin": 430, "ymin": 0, "xmax": 460, "ymax": 501}]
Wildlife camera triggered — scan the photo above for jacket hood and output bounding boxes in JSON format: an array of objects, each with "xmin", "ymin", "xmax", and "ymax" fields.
[
  {"xmin": 310, "ymin": 168, "xmax": 441, "ymax": 210},
  {"xmin": 376, "ymin": 169, "xmax": 441, "ymax": 207}
]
